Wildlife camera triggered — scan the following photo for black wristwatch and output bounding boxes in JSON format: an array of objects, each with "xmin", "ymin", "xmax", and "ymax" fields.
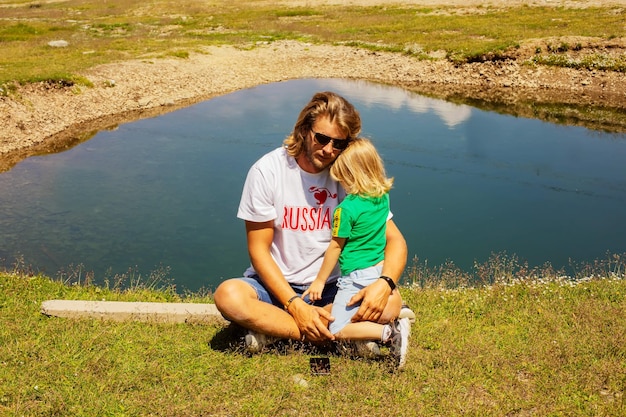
[{"xmin": 379, "ymin": 275, "xmax": 396, "ymax": 291}]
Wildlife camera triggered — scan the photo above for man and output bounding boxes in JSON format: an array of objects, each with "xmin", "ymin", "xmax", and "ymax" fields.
[{"xmin": 214, "ymin": 91, "xmax": 412, "ymax": 355}]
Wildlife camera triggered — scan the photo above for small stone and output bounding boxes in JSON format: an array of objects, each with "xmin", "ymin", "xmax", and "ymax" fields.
[
  {"xmin": 48, "ymin": 40, "xmax": 69, "ymax": 48},
  {"xmin": 138, "ymin": 97, "xmax": 152, "ymax": 107},
  {"xmin": 292, "ymin": 374, "xmax": 308, "ymax": 388}
]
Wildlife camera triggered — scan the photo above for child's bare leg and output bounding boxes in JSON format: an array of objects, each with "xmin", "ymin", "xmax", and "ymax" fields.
[{"xmin": 333, "ymin": 322, "xmax": 384, "ymax": 341}]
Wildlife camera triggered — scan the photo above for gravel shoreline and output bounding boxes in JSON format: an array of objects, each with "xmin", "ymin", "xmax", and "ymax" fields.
[{"xmin": 2, "ymin": 37, "xmax": 626, "ymax": 171}]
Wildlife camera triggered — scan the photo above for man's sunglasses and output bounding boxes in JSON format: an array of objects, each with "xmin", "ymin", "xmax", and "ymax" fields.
[{"xmin": 311, "ymin": 131, "xmax": 351, "ymax": 150}]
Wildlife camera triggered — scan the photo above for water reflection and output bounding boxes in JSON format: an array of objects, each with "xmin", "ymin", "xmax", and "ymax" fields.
[
  {"xmin": 332, "ymin": 80, "xmax": 473, "ymax": 128},
  {"xmin": 1, "ymin": 78, "xmax": 625, "ymax": 291}
]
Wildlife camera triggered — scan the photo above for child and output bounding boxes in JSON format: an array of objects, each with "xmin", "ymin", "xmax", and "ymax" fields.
[{"xmin": 302, "ymin": 137, "xmax": 410, "ymax": 369}]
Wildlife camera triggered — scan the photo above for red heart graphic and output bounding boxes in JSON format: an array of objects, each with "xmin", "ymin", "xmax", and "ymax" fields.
[{"xmin": 314, "ymin": 190, "xmax": 327, "ymax": 205}]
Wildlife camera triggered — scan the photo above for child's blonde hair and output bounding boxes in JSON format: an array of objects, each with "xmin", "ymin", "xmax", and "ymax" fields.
[{"xmin": 330, "ymin": 137, "xmax": 393, "ymax": 198}]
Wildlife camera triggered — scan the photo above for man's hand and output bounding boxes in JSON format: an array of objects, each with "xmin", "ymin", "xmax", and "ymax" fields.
[
  {"xmin": 289, "ymin": 299, "xmax": 335, "ymax": 342},
  {"xmin": 347, "ymin": 278, "xmax": 391, "ymax": 323}
]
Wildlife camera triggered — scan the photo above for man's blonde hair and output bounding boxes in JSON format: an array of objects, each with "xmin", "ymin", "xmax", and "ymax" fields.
[
  {"xmin": 330, "ymin": 138, "xmax": 393, "ymax": 198},
  {"xmin": 283, "ymin": 91, "xmax": 361, "ymax": 157}
]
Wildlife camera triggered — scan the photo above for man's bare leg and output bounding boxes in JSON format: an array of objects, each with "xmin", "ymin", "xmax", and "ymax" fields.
[
  {"xmin": 379, "ymin": 290, "xmax": 402, "ymax": 323},
  {"xmin": 214, "ymin": 278, "xmax": 402, "ymax": 339},
  {"xmin": 214, "ymin": 278, "xmax": 301, "ymax": 340}
]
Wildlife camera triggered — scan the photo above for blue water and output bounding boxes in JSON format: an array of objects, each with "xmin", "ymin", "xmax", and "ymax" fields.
[{"xmin": 1, "ymin": 79, "xmax": 625, "ymax": 291}]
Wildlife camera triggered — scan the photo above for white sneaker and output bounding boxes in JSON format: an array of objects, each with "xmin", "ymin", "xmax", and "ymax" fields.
[
  {"xmin": 244, "ymin": 330, "xmax": 277, "ymax": 354},
  {"xmin": 352, "ymin": 341, "xmax": 382, "ymax": 358},
  {"xmin": 399, "ymin": 304, "xmax": 416, "ymax": 324},
  {"xmin": 389, "ymin": 318, "xmax": 410, "ymax": 369}
]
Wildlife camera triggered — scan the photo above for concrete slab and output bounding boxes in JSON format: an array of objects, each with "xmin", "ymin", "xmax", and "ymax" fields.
[{"xmin": 41, "ymin": 300, "xmax": 228, "ymax": 325}]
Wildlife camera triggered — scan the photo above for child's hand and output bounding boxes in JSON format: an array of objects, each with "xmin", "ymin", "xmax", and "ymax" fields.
[{"xmin": 302, "ymin": 280, "xmax": 325, "ymax": 301}]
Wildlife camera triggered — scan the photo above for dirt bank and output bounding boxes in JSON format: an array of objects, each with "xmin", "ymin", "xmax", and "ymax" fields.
[{"xmin": 1, "ymin": 33, "xmax": 626, "ymax": 171}]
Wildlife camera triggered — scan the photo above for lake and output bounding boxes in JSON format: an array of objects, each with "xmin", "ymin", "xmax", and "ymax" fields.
[{"xmin": 1, "ymin": 78, "xmax": 625, "ymax": 291}]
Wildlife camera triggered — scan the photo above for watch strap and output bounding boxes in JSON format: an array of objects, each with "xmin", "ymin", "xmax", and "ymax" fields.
[{"xmin": 379, "ymin": 275, "xmax": 396, "ymax": 291}]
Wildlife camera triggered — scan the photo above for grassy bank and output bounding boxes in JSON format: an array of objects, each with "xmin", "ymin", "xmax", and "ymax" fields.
[
  {"xmin": 1, "ymin": 0, "xmax": 624, "ymax": 88},
  {"xmin": 2, "ymin": 255, "xmax": 625, "ymax": 416}
]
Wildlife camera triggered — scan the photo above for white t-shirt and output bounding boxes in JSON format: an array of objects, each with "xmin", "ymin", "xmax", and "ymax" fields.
[{"xmin": 238, "ymin": 147, "xmax": 346, "ymax": 285}]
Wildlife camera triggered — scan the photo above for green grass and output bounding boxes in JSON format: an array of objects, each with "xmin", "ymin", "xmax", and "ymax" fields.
[
  {"xmin": 531, "ymin": 52, "xmax": 626, "ymax": 72},
  {"xmin": 0, "ymin": 1, "xmax": 624, "ymax": 86},
  {"xmin": 2, "ymin": 253, "xmax": 625, "ymax": 416}
]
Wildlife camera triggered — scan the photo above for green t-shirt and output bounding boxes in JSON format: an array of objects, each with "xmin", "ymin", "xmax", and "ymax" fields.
[{"xmin": 332, "ymin": 193, "xmax": 389, "ymax": 275}]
